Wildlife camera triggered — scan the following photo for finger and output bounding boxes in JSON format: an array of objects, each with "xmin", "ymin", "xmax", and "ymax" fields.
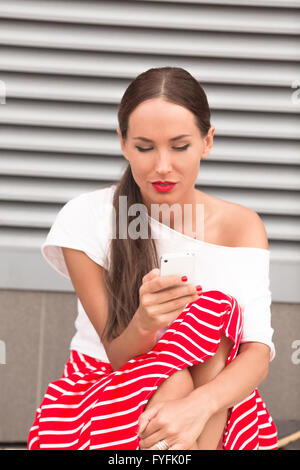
[
  {"xmin": 166, "ymin": 443, "xmax": 182, "ymax": 450},
  {"xmin": 138, "ymin": 404, "xmax": 159, "ymax": 436},
  {"xmin": 139, "ymin": 420, "xmax": 161, "ymax": 442},
  {"xmin": 154, "ymin": 293, "xmax": 199, "ymax": 318},
  {"xmin": 152, "ymin": 284, "xmax": 198, "ymax": 305},
  {"xmin": 138, "ymin": 416, "xmax": 150, "ymax": 437},
  {"xmin": 139, "ymin": 429, "xmax": 165, "ymax": 450},
  {"xmin": 149, "ymin": 274, "xmax": 184, "ymax": 295},
  {"xmin": 142, "ymin": 268, "xmax": 160, "ymax": 284},
  {"xmin": 139, "ymin": 418, "xmax": 162, "ymax": 445},
  {"xmin": 149, "ymin": 439, "xmax": 175, "ymax": 451}
]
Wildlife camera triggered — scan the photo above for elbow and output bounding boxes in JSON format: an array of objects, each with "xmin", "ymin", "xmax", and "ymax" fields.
[
  {"xmin": 260, "ymin": 346, "xmax": 271, "ymax": 383},
  {"xmin": 254, "ymin": 349, "xmax": 269, "ymax": 385},
  {"xmin": 239, "ymin": 341, "xmax": 271, "ymax": 384},
  {"xmin": 262, "ymin": 348, "xmax": 270, "ymax": 382},
  {"xmin": 261, "ymin": 358, "xmax": 270, "ymax": 383}
]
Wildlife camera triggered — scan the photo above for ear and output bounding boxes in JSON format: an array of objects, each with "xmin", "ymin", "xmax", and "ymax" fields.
[
  {"xmin": 201, "ymin": 125, "xmax": 215, "ymax": 160},
  {"xmin": 116, "ymin": 128, "xmax": 129, "ymax": 161}
]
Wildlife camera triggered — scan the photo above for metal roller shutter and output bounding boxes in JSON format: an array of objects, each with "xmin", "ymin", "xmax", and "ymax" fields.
[{"xmin": 0, "ymin": 0, "xmax": 299, "ymax": 301}]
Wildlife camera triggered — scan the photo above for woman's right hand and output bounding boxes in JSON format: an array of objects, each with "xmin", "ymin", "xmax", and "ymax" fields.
[{"xmin": 135, "ymin": 268, "xmax": 203, "ymax": 334}]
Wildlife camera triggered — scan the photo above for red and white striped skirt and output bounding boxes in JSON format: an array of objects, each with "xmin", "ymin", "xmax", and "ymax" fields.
[{"xmin": 27, "ymin": 289, "xmax": 278, "ymax": 450}]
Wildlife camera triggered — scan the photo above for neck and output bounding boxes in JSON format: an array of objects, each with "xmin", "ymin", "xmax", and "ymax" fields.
[{"xmin": 145, "ymin": 188, "xmax": 206, "ymax": 240}]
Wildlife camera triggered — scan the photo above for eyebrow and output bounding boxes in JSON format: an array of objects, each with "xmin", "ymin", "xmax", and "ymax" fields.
[{"xmin": 133, "ymin": 134, "xmax": 191, "ymax": 142}]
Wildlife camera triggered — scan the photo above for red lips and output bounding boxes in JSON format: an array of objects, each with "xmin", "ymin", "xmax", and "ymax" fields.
[
  {"xmin": 152, "ymin": 182, "xmax": 177, "ymax": 193},
  {"xmin": 152, "ymin": 181, "xmax": 176, "ymax": 184}
]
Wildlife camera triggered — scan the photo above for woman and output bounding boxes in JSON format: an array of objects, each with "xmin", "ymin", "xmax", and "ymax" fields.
[{"xmin": 27, "ymin": 66, "xmax": 277, "ymax": 450}]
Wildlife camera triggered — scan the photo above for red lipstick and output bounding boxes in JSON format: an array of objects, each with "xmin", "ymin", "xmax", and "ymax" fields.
[{"xmin": 151, "ymin": 181, "xmax": 177, "ymax": 193}]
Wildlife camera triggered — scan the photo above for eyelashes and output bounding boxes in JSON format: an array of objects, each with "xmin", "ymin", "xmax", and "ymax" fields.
[{"xmin": 135, "ymin": 144, "xmax": 190, "ymax": 153}]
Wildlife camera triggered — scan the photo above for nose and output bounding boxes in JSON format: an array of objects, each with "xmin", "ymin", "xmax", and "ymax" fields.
[{"xmin": 155, "ymin": 151, "xmax": 173, "ymax": 174}]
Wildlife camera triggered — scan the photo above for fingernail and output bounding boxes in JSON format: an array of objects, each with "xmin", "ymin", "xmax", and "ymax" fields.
[
  {"xmin": 196, "ymin": 285, "xmax": 202, "ymax": 291},
  {"xmin": 181, "ymin": 276, "xmax": 188, "ymax": 282}
]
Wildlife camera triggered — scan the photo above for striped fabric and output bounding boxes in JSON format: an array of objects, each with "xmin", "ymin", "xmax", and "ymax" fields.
[{"xmin": 27, "ymin": 290, "xmax": 278, "ymax": 450}]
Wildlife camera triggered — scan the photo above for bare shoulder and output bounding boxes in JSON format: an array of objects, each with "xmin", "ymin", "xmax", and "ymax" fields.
[
  {"xmin": 224, "ymin": 201, "xmax": 269, "ymax": 250},
  {"xmin": 197, "ymin": 190, "xmax": 269, "ymax": 249}
]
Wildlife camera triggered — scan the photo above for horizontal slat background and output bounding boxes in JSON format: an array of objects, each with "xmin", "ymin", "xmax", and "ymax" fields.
[
  {"xmin": 1, "ymin": 1, "xmax": 300, "ymax": 34},
  {"xmin": 1, "ymin": 46, "xmax": 299, "ymax": 86},
  {"xmin": 1, "ymin": 21, "xmax": 300, "ymax": 60},
  {"xmin": 0, "ymin": 0, "xmax": 299, "ymax": 301},
  {"xmin": 147, "ymin": 0, "xmax": 300, "ymax": 6}
]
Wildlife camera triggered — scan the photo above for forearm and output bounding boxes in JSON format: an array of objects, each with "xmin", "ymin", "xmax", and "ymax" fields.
[
  {"xmin": 105, "ymin": 312, "xmax": 158, "ymax": 371},
  {"xmin": 188, "ymin": 342, "xmax": 270, "ymax": 417}
]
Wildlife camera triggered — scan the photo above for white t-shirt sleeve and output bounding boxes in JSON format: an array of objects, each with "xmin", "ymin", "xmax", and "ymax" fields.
[
  {"xmin": 239, "ymin": 250, "xmax": 275, "ymax": 362},
  {"xmin": 41, "ymin": 191, "xmax": 111, "ymax": 280}
]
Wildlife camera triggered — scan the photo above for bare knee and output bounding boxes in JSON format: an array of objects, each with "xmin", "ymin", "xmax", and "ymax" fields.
[
  {"xmin": 144, "ymin": 367, "xmax": 194, "ymax": 412},
  {"xmin": 158, "ymin": 367, "xmax": 194, "ymax": 399},
  {"xmin": 188, "ymin": 332, "xmax": 233, "ymax": 388}
]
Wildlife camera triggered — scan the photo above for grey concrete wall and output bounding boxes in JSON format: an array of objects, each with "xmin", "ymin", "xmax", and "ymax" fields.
[
  {"xmin": 0, "ymin": 289, "xmax": 299, "ymax": 442},
  {"xmin": 0, "ymin": 290, "xmax": 77, "ymax": 442},
  {"xmin": 259, "ymin": 302, "xmax": 300, "ymax": 421}
]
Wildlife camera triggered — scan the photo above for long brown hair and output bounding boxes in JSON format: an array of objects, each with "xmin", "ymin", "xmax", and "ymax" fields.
[{"xmin": 101, "ymin": 66, "xmax": 211, "ymax": 343}]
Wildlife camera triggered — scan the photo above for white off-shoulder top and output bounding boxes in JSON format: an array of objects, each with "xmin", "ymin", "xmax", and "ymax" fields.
[{"xmin": 41, "ymin": 184, "xmax": 275, "ymax": 362}]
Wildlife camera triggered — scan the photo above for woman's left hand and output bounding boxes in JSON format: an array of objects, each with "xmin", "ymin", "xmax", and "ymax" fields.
[{"xmin": 137, "ymin": 395, "xmax": 210, "ymax": 450}]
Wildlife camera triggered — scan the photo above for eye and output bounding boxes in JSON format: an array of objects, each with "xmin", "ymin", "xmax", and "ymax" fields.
[
  {"xmin": 174, "ymin": 144, "xmax": 190, "ymax": 151},
  {"xmin": 135, "ymin": 146, "xmax": 153, "ymax": 152},
  {"xmin": 135, "ymin": 144, "xmax": 190, "ymax": 152}
]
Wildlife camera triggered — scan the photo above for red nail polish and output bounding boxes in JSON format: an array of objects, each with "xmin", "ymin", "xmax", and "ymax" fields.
[
  {"xmin": 196, "ymin": 285, "xmax": 202, "ymax": 291},
  {"xmin": 181, "ymin": 276, "xmax": 188, "ymax": 282}
]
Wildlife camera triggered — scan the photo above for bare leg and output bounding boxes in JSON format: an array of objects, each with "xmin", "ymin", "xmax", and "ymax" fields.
[
  {"xmin": 142, "ymin": 332, "xmax": 233, "ymax": 450},
  {"xmin": 142, "ymin": 367, "xmax": 198, "ymax": 449},
  {"xmin": 144, "ymin": 367, "xmax": 194, "ymax": 410},
  {"xmin": 188, "ymin": 332, "xmax": 233, "ymax": 449}
]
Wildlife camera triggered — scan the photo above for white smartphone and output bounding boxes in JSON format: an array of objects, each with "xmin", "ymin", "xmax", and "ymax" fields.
[{"xmin": 159, "ymin": 252, "xmax": 196, "ymax": 287}]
